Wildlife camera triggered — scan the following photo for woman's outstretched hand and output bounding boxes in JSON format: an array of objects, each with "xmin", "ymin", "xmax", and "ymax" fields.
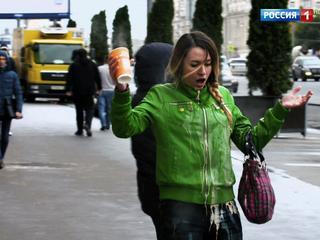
[{"xmin": 281, "ymin": 86, "xmax": 313, "ymax": 109}]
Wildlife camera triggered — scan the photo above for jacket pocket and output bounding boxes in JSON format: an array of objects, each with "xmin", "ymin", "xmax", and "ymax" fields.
[{"xmin": 166, "ymin": 101, "xmax": 194, "ymax": 126}]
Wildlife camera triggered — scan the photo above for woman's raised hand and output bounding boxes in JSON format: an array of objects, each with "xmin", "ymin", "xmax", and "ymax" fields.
[{"xmin": 281, "ymin": 86, "xmax": 313, "ymax": 109}]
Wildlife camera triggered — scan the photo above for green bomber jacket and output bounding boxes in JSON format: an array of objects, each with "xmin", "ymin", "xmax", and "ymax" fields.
[{"xmin": 111, "ymin": 83, "xmax": 289, "ymax": 205}]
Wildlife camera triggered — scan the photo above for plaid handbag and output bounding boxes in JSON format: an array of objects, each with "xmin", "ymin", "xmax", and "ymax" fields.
[{"xmin": 238, "ymin": 131, "xmax": 275, "ymax": 224}]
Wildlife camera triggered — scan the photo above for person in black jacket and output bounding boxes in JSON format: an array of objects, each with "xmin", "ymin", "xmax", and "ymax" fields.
[
  {"xmin": 66, "ymin": 49, "xmax": 101, "ymax": 137},
  {"xmin": 0, "ymin": 51, "xmax": 23, "ymax": 169},
  {"xmin": 1, "ymin": 44, "xmax": 17, "ymax": 137},
  {"xmin": 131, "ymin": 43, "xmax": 173, "ymax": 239}
]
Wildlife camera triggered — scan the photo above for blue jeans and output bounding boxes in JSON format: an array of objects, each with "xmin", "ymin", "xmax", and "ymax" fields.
[
  {"xmin": 98, "ymin": 90, "xmax": 114, "ymax": 128},
  {"xmin": 0, "ymin": 118, "xmax": 12, "ymax": 161},
  {"xmin": 159, "ymin": 200, "xmax": 242, "ymax": 240}
]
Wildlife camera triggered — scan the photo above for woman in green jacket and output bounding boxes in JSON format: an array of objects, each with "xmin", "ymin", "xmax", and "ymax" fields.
[{"xmin": 110, "ymin": 31, "xmax": 312, "ymax": 240}]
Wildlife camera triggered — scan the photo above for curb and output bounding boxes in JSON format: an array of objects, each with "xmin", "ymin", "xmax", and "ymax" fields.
[{"xmin": 308, "ymin": 103, "xmax": 320, "ymax": 107}]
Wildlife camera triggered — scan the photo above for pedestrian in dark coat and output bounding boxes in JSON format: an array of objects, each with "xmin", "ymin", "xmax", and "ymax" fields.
[
  {"xmin": 0, "ymin": 44, "xmax": 18, "ymax": 137},
  {"xmin": 131, "ymin": 42, "xmax": 173, "ymax": 239},
  {"xmin": 0, "ymin": 51, "xmax": 23, "ymax": 169},
  {"xmin": 66, "ymin": 49, "xmax": 102, "ymax": 137}
]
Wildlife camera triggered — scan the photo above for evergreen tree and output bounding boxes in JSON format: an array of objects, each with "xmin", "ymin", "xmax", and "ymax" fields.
[
  {"xmin": 112, "ymin": 5, "xmax": 133, "ymax": 57},
  {"xmin": 67, "ymin": 19, "xmax": 77, "ymax": 28},
  {"xmin": 90, "ymin": 10, "xmax": 108, "ymax": 65},
  {"xmin": 145, "ymin": 0, "xmax": 174, "ymax": 44},
  {"xmin": 192, "ymin": 0, "xmax": 223, "ymax": 54},
  {"xmin": 247, "ymin": 0, "xmax": 292, "ymax": 96}
]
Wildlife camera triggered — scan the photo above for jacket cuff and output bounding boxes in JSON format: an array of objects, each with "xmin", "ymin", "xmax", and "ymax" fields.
[
  {"xmin": 271, "ymin": 100, "xmax": 290, "ymax": 120},
  {"xmin": 114, "ymin": 89, "xmax": 131, "ymax": 104}
]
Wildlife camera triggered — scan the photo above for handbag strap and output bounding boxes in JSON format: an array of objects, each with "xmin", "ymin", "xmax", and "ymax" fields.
[{"xmin": 245, "ymin": 131, "xmax": 265, "ymax": 162}]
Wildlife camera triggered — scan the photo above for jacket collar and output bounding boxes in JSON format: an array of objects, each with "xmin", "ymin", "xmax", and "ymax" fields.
[{"xmin": 176, "ymin": 81, "xmax": 212, "ymax": 105}]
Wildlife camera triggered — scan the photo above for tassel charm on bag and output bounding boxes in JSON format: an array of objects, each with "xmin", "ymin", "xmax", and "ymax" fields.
[{"xmin": 238, "ymin": 131, "xmax": 276, "ymax": 224}]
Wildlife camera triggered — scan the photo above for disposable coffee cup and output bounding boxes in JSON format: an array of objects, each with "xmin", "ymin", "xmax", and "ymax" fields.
[{"xmin": 109, "ymin": 47, "xmax": 132, "ymax": 84}]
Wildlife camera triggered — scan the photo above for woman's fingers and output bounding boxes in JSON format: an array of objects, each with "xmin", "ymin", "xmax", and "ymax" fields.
[
  {"xmin": 290, "ymin": 86, "xmax": 302, "ymax": 95},
  {"xmin": 304, "ymin": 90, "xmax": 313, "ymax": 102}
]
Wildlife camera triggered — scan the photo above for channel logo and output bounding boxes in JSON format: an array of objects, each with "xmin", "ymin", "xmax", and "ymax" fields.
[
  {"xmin": 301, "ymin": 9, "xmax": 314, "ymax": 22},
  {"xmin": 260, "ymin": 9, "xmax": 314, "ymax": 22}
]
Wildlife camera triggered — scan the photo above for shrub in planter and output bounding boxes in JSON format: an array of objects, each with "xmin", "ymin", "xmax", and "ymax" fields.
[{"xmin": 247, "ymin": 0, "xmax": 293, "ymax": 96}]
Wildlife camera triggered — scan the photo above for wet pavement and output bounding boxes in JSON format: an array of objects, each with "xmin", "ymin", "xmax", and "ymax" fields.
[
  {"xmin": 0, "ymin": 103, "xmax": 156, "ymax": 240},
  {"xmin": 0, "ymin": 102, "xmax": 319, "ymax": 239}
]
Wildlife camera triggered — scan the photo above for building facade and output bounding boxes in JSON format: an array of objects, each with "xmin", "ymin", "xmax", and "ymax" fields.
[
  {"xmin": 223, "ymin": 0, "xmax": 251, "ymax": 57},
  {"xmin": 288, "ymin": 0, "xmax": 320, "ymax": 8},
  {"xmin": 172, "ymin": 0, "xmax": 196, "ymax": 42}
]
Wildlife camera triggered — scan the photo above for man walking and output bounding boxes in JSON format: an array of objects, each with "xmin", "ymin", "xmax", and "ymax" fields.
[{"xmin": 66, "ymin": 49, "xmax": 101, "ymax": 137}]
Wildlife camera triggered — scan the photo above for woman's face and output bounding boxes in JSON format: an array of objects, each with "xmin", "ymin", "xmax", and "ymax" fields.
[{"xmin": 182, "ymin": 47, "xmax": 212, "ymax": 90}]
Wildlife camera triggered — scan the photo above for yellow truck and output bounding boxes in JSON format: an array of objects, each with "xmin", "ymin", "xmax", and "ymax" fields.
[{"xmin": 12, "ymin": 27, "xmax": 84, "ymax": 101}]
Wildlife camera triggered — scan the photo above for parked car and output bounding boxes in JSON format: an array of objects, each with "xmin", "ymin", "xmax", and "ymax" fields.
[
  {"xmin": 228, "ymin": 57, "xmax": 247, "ymax": 76},
  {"xmin": 220, "ymin": 55, "xmax": 227, "ymax": 64},
  {"xmin": 292, "ymin": 56, "xmax": 320, "ymax": 81},
  {"xmin": 221, "ymin": 62, "xmax": 238, "ymax": 93}
]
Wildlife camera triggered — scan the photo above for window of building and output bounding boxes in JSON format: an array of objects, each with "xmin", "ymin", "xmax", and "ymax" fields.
[
  {"xmin": 301, "ymin": 0, "xmax": 312, "ymax": 8},
  {"xmin": 288, "ymin": 0, "xmax": 296, "ymax": 8}
]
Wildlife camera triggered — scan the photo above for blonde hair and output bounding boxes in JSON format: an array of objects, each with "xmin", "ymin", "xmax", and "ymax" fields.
[
  {"xmin": 169, "ymin": 31, "xmax": 233, "ymax": 126},
  {"xmin": 209, "ymin": 83, "xmax": 233, "ymax": 126}
]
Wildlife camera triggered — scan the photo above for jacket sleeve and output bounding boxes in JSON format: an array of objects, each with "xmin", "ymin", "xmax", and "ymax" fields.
[
  {"xmin": 11, "ymin": 72, "xmax": 23, "ymax": 113},
  {"xmin": 66, "ymin": 65, "xmax": 73, "ymax": 92},
  {"xmin": 227, "ymin": 92, "xmax": 290, "ymax": 153},
  {"xmin": 111, "ymin": 86, "xmax": 160, "ymax": 138}
]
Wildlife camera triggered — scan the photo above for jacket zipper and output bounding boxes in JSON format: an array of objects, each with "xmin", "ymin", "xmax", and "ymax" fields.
[
  {"xmin": 197, "ymin": 90, "xmax": 210, "ymax": 206},
  {"xmin": 202, "ymin": 106, "xmax": 210, "ymax": 206}
]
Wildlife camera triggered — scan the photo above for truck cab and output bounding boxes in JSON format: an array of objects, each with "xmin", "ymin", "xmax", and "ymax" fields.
[{"xmin": 12, "ymin": 27, "xmax": 84, "ymax": 101}]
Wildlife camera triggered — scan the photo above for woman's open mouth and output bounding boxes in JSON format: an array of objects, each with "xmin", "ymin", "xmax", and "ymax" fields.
[
  {"xmin": 196, "ymin": 78, "xmax": 206, "ymax": 84},
  {"xmin": 195, "ymin": 78, "xmax": 206, "ymax": 88}
]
